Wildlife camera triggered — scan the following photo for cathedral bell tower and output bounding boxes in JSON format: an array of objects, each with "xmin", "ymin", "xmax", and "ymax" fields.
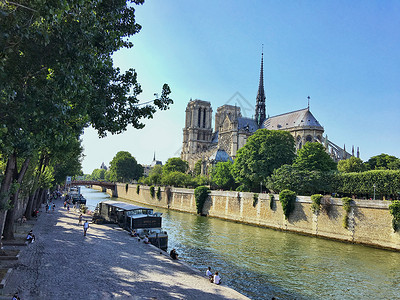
[
  {"xmin": 255, "ymin": 51, "xmax": 266, "ymax": 127},
  {"xmin": 181, "ymin": 100, "xmax": 213, "ymax": 166}
]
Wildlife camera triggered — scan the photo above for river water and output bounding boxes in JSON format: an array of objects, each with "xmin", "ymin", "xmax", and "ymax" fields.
[{"xmin": 81, "ymin": 186, "xmax": 400, "ymax": 300}]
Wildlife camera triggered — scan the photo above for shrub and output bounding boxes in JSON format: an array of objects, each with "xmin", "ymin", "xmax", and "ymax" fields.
[
  {"xmin": 342, "ymin": 197, "xmax": 352, "ymax": 229},
  {"xmin": 194, "ymin": 186, "xmax": 210, "ymax": 214},
  {"xmin": 253, "ymin": 193, "xmax": 259, "ymax": 207},
  {"xmin": 311, "ymin": 194, "xmax": 323, "ymax": 214},
  {"xmin": 279, "ymin": 189, "xmax": 296, "ymax": 220},
  {"xmin": 389, "ymin": 200, "xmax": 400, "ymax": 232},
  {"xmin": 165, "ymin": 187, "xmax": 172, "ymax": 204},
  {"xmin": 269, "ymin": 193, "xmax": 274, "ymax": 210},
  {"xmin": 150, "ymin": 185, "xmax": 155, "ymax": 198},
  {"xmin": 156, "ymin": 186, "xmax": 161, "ymax": 200},
  {"xmin": 136, "ymin": 185, "xmax": 140, "ymax": 194}
]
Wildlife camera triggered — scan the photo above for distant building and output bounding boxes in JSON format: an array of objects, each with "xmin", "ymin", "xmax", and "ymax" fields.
[
  {"xmin": 181, "ymin": 52, "xmax": 359, "ymax": 172},
  {"xmin": 100, "ymin": 162, "xmax": 108, "ymax": 171},
  {"xmin": 142, "ymin": 153, "xmax": 163, "ymax": 177}
]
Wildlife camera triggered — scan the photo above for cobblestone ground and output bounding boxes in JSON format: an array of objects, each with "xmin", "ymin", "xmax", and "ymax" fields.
[{"xmin": 3, "ymin": 199, "xmax": 249, "ymax": 300}]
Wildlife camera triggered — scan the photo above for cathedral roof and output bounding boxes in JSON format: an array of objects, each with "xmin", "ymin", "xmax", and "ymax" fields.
[
  {"xmin": 237, "ymin": 117, "xmax": 259, "ymax": 133},
  {"xmin": 263, "ymin": 108, "xmax": 323, "ymax": 131},
  {"xmin": 211, "ymin": 131, "xmax": 219, "ymax": 144},
  {"xmin": 208, "ymin": 149, "xmax": 233, "ymax": 163}
]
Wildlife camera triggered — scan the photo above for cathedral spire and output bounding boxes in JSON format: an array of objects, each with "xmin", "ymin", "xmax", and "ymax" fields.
[{"xmin": 255, "ymin": 47, "xmax": 266, "ymax": 127}]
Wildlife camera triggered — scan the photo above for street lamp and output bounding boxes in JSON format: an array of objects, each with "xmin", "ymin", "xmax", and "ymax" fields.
[{"xmin": 373, "ymin": 184, "xmax": 376, "ymax": 200}]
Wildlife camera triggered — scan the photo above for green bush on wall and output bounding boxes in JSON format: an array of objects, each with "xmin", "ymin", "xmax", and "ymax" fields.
[
  {"xmin": 136, "ymin": 185, "xmax": 140, "ymax": 194},
  {"xmin": 194, "ymin": 186, "xmax": 210, "ymax": 214},
  {"xmin": 389, "ymin": 200, "xmax": 400, "ymax": 232},
  {"xmin": 253, "ymin": 193, "xmax": 259, "ymax": 207},
  {"xmin": 279, "ymin": 189, "xmax": 296, "ymax": 220},
  {"xmin": 150, "ymin": 185, "xmax": 155, "ymax": 198},
  {"xmin": 311, "ymin": 194, "xmax": 323, "ymax": 214},
  {"xmin": 156, "ymin": 186, "xmax": 161, "ymax": 200},
  {"xmin": 269, "ymin": 193, "xmax": 274, "ymax": 210},
  {"xmin": 342, "ymin": 197, "xmax": 352, "ymax": 229}
]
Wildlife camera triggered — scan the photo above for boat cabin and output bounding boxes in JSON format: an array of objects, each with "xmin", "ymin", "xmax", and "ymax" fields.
[{"xmin": 98, "ymin": 200, "xmax": 161, "ymax": 230}]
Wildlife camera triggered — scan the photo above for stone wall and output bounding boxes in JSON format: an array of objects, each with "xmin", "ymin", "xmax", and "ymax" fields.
[{"xmin": 105, "ymin": 183, "xmax": 400, "ymax": 251}]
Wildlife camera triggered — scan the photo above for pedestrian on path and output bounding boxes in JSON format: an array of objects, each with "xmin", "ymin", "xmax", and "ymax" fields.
[
  {"xmin": 67, "ymin": 204, "xmax": 70, "ymax": 212},
  {"xmin": 83, "ymin": 220, "xmax": 89, "ymax": 236},
  {"xmin": 78, "ymin": 214, "xmax": 83, "ymax": 225}
]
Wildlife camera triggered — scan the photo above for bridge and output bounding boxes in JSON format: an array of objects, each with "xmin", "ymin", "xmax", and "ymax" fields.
[{"xmin": 70, "ymin": 181, "xmax": 118, "ymax": 196}]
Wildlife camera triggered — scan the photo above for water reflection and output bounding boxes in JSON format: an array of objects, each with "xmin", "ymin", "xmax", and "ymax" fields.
[{"xmin": 80, "ymin": 187, "xmax": 400, "ymax": 300}]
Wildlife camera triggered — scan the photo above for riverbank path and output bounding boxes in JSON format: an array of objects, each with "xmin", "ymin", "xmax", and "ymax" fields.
[{"xmin": 3, "ymin": 198, "xmax": 249, "ymax": 299}]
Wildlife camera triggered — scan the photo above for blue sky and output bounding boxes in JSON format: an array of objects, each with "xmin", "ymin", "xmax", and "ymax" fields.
[{"xmin": 81, "ymin": 0, "xmax": 400, "ymax": 174}]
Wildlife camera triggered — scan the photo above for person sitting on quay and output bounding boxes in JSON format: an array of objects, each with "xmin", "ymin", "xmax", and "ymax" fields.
[
  {"xmin": 26, "ymin": 230, "xmax": 36, "ymax": 243},
  {"xmin": 206, "ymin": 267, "xmax": 213, "ymax": 282},
  {"xmin": 170, "ymin": 248, "xmax": 179, "ymax": 260},
  {"xmin": 213, "ymin": 271, "xmax": 221, "ymax": 285},
  {"xmin": 31, "ymin": 209, "xmax": 38, "ymax": 218},
  {"xmin": 143, "ymin": 235, "xmax": 150, "ymax": 244},
  {"xmin": 131, "ymin": 230, "xmax": 138, "ymax": 237}
]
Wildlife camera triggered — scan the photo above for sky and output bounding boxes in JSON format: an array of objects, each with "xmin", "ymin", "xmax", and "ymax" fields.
[{"xmin": 81, "ymin": 0, "xmax": 400, "ymax": 174}]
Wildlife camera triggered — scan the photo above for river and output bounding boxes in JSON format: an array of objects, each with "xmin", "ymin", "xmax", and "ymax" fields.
[{"xmin": 81, "ymin": 186, "xmax": 400, "ymax": 300}]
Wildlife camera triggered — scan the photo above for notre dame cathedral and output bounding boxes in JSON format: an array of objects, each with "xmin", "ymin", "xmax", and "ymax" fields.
[{"xmin": 181, "ymin": 53, "xmax": 359, "ymax": 171}]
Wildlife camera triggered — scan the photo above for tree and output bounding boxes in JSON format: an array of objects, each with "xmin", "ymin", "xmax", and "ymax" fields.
[
  {"xmin": 163, "ymin": 158, "xmax": 188, "ymax": 174},
  {"xmin": 148, "ymin": 165, "xmax": 163, "ymax": 185},
  {"xmin": 337, "ymin": 157, "xmax": 366, "ymax": 173},
  {"xmin": 293, "ymin": 142, "xmax": 336, "ymax": 172},
  {"xmin": 233, "ymin": 129, "xmax": 295, "ymax": 191},
  {"xmin": 0, "ymin": 0, "xmax": 172, "ymax": 239},
  {"xmin": 211, "ymin": 162, "xmax": 236, "ymax": 190},
  {"xmin": 91, "ymin": 169, "xmax": 106, "ymax": 181},
  {"xmin": 109, "ymin": 151, "xmax": 143, "ymax": 183},
  {"xmin": 267, "ymin": 164, "xmax": 337, "ymax": 195},
  {"xmin": 193, "ymin": 160, "xmax": 202, "ymax": 176},
  {"xmin": 365, "ymin": 154, "xmax": 400, "ymax": 170},
  {"xmin": 161, "ymin": 171, "xmax": 191, "ymax": 187}
]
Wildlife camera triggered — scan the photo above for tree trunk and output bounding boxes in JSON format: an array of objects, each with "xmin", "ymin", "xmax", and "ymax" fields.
[
  {"xmin": 34, "ymin": 188, "xmax": 45, "ymax": 211},
  {"xmin": 25, "ymin": 193, "xmax": 35, "ymax": 220},
  {"xmin": 3, "ymin": 158, "xmax": 30, "ymax": 240}
]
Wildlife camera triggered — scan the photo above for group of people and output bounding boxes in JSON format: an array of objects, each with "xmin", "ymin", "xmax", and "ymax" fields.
[
  {"xmin": 206, "ymin": 267, "xmax": 221, "ymax": 285},
  {"xmin": 45, "ymin": 202, "xmax": 56, "ymax": 213}
]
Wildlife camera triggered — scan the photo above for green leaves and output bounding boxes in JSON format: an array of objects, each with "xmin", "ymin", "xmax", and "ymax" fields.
[
  {"xmin": 194, "ymin": 186, "xmax": 210, "ymax": 214},
  {"xmin": 211, "ymin": 161, "xmax": 236, "ymax": 190},
  {"xmin": 279, "ymin": 189, "xmax": 296, "ymax": 220},
  {"xmin": 233, "ymin": 129, "xmax": 295, "ymax": 191},
  {"xmin": 163, "ymin": 158, "xmax": 188, "ymax": 174},
  {"xmin": 109, "ymin": 151, "xmax": 143, "ymax": 183},
  {"xmin": 389, "ymin": 200, "xmax": 400, "ymax": 232},
  {"xmin": 293, "ymin": 142, "xmax": 337, "ymax": 172}
]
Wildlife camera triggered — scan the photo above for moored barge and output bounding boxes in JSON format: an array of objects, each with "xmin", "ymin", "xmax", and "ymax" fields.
[{"xmin": 93, "ymin": 200, "xmax": 168, "ymax": 250}]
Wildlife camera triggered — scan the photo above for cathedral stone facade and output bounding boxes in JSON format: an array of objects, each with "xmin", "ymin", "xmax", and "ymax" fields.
[{"xmin": 181, "ymin": 53, "xmax": 358, "ymax": 172}]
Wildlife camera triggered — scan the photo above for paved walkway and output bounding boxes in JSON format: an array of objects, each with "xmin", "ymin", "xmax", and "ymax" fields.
[{"xmin": 3, "ymin": 199, "xmax": 249, "ymax": 299}]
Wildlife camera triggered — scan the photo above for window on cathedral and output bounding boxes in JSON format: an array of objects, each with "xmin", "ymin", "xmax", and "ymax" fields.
[
  {"xmin": 203, "ymin": 108, "xmax": 206, "ymax": 128},
  {"xmin": 198, "ymin": 108, "xmax": 201, "ymax": 127},
  {"xmin": 306, "ymin": 135, "xmax": 312, "ymax": 142}
]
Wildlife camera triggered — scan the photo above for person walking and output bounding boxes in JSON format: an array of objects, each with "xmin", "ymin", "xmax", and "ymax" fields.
[
  {"xmin": 83, "ymin": 220, "xmax": 89, "ymax": 236},
  {"xmin": 78, "ymin": 214, "xmax": 83, "ymax": 225}
]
